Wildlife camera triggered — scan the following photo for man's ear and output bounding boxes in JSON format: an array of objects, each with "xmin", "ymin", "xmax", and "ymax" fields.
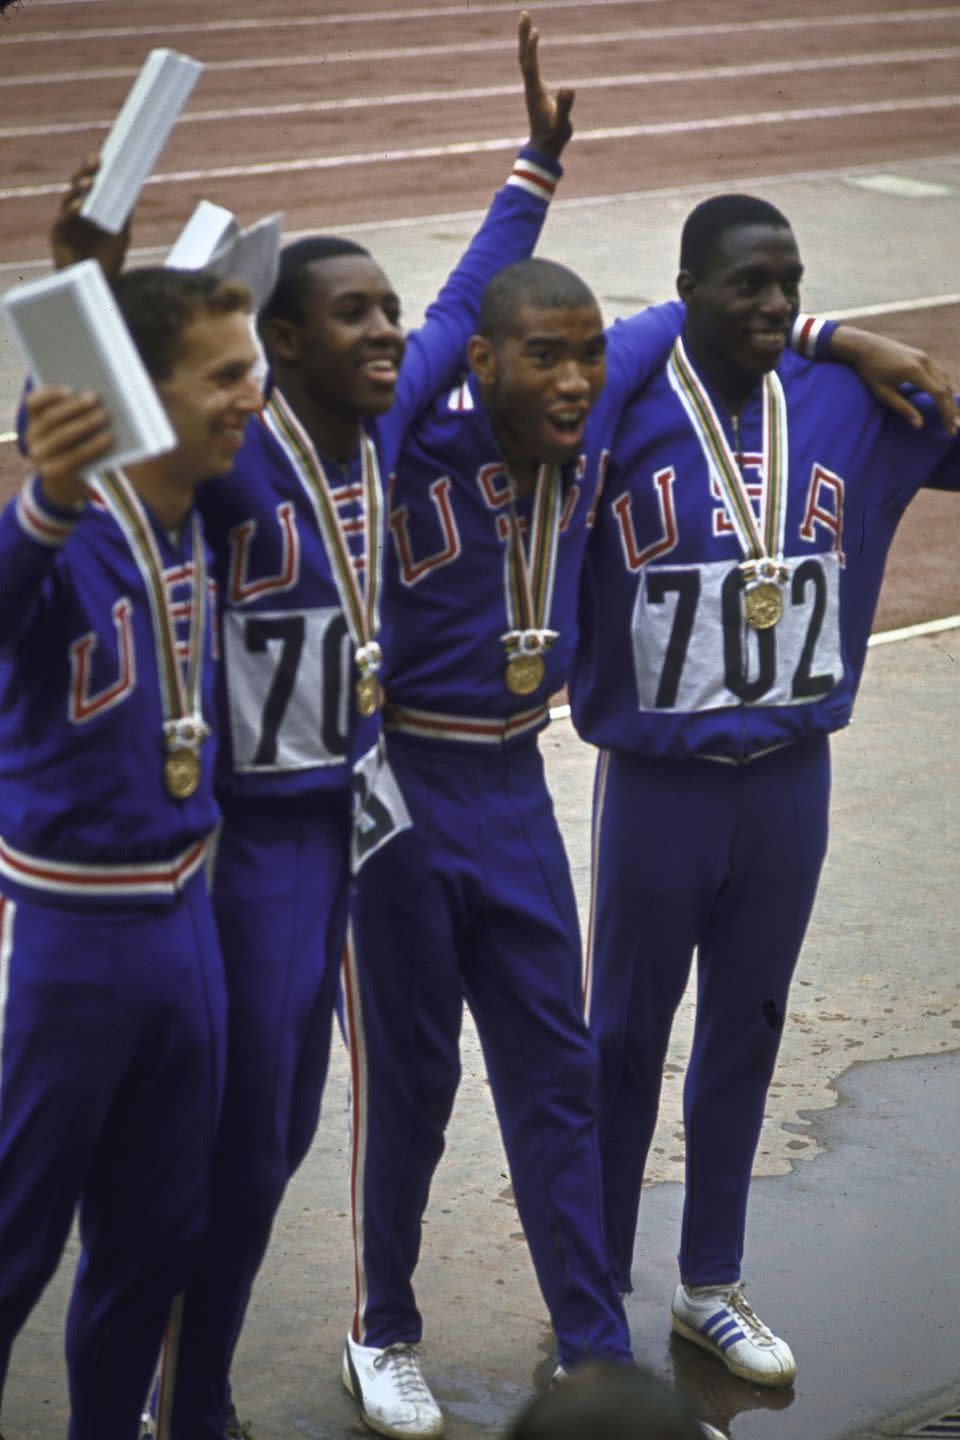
[
  {"xmin": 467, "ymin": 333, "xmax": 497, "ymax": 386},
  {"xmin": 259, "ymin": 315, "xmax": 301, "ymax": 365},
  {"xmin": 676, "ymin": 269, "xmax": 696, "ymax": 304}
]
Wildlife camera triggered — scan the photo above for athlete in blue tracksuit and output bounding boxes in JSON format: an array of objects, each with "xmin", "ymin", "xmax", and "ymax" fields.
[
  {"xmin": 569, "ymin": 194, "xmax": 960, "ymax": 1388},
  {"xmin": 0, "ymin": 271, "xmax": 261, "ymax": 1438},
  {"xmin": 161, "ymin": 29, "xmax": 578, "ymax": 1437},
  {"xmin": 341, "ymin": 259, "xmax": 692, "ymax": 1437}
]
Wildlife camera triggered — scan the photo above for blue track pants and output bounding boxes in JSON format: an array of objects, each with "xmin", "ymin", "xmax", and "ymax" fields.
[
  {"xmin": 169, "ymin": 796, "xmax": 351, "ymax": 1439},
  {"xmin": 586, "ymin": 737, "xmax": 830, "ymax": 1290},
  {"xmin": 345, "ymin": 735, "xmax": 631, "ymax": 1371},
  {"xmin": 0, "ymin": 873, "xmax": 224, "ymax": 1439}
]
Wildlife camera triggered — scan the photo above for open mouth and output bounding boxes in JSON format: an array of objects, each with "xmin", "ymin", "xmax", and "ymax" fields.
[{"xmin": 545, "ymin": 408, "xmax": 588, "ymax": 446}]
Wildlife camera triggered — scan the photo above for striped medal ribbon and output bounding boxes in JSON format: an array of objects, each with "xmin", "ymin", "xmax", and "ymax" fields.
[
  {"xmin": 264, "ymin": 389, "xmax": 383, "ymax": 716},
  {"xmin": 500, "ymin": 464, "xmax": 562, "ymax": 695},
  {"xmin": 98, "ymin": 469, "xmax": 209, "ymax": 798},
  {"xmin": 667, "ymin": 336, "xmax": 789, "ymax": 629}
]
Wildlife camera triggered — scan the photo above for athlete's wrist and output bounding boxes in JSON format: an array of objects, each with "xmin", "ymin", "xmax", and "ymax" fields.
[{"xmin": 791, "ymin": 314, "xmax": 838, "ymax": 361}]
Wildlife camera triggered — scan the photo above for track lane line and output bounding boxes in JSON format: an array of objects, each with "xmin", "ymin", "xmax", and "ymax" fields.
[
  {"xmin": 2, "ymin": 96, "xmax": 959, "ymax": 201},
  {"xmin": 2, "ymin": 153, "xmax": 959, "ymax": 269},
  {"xmin": 2, "ymin": 48, "xmax": 959, "ymax": 140},
  {"xmin": 4, "ymin": 8, "xmax": 960, "ymax": 51}
]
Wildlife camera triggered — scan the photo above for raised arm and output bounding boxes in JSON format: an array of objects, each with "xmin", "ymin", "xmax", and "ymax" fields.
[
  {"xmin": 386, "ymin": 11, "xmax": 575, "ymax": 447},
  {"xmin": 50, "ymin": 156, "xmax": 132, "ymax": 279},
  {"xmin": 518, "ymin": 10, "xmax": 574, "ymax": 161},
  {"xmin": 0, "ymin": 387, "xmax": 109, "ymax": 646}
]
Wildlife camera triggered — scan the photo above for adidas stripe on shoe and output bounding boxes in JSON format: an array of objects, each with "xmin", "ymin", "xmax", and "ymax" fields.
[{"xmin": 670, "ymin": 1281, "xmax": 796, "ymax": 1388}]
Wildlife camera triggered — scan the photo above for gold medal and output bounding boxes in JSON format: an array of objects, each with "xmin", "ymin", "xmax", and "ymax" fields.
[
  {"xmin": 744, "ymin": 581, "xmax": 783, "ymax": 630},
  {"xmin": 505, "ymin": 652, "xmax": 545, "ymax": 695},
  {"xmin": 163, "ymin": 747, "xmax": 201, "ymax": 799},
  {"xmin": 355, "ymin": 672, "xmax": 379, "ymax": 717}
]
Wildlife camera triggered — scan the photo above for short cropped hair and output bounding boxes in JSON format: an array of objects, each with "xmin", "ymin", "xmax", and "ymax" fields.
[
  {"xmin": 258, "ymin": 236, "xmax": 371, "ymax": 329},
  {"xmin": 477, "ymin": 257, "xmax": 598, "ymax": 342},
  {"xmin": 112, "ymin": 268, "xmax": 252, "ymax": 383},
  {"xmin": 680, "ymin": 194, "xmax": 792, "ymax": 277},
  {"xmin": 504, "ymin": 1362, "xmax": 704, "ymax": 1440}
]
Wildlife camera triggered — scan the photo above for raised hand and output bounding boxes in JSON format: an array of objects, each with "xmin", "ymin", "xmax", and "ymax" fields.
[
  {"xmin": 830, "ymin": 325, "xmax": 959, "ymax": 434},
  {"xmin": 518, "ymin": 10, "xmax": 574, "ymax": 161},
  {"xmin": 50, "ymin": 156, "xmax": 132, "ymax": 279},
  {"xmin": 25, "ymin": 386, "xmax": 111, "ymax": 508}
]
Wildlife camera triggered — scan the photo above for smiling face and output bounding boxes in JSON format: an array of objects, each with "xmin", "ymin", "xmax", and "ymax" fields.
[
  {"xmin": 679, "ymin": 222, "xmax": 803, "ymax": 406},
  {"xmin": 156, "ymin": 309, "xmax": 262, "ymax": 483},
  {"xmin": 269, "ymin": 254, "xmax": 406, "ymax": 421},
  {"xmin": 468, "ymin": 300, "xmax": 606, "ymax": 478}
]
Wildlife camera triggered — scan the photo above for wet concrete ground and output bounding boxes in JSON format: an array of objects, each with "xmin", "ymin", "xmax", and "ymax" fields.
[
  {"xmin": 4, "ymin": 632, "xmax": 959, "ymax": 1440},
  {"xmin": 627, "ymin": 1052, "xmax": 960, "ymax": 1440}
]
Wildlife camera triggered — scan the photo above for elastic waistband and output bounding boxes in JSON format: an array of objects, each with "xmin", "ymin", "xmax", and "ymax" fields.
[
  {"xmin": 383, "ymin": 700, "xmax": 549, "ymax": 747},
  {"xmin": 0, "ymin": 834, "xmax": 211, "ymax": 902}
]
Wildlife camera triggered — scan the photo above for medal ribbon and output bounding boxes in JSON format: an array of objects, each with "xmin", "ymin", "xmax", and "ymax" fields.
[
  {"xmin": 500, "ymin": 463, "xmax": 562, "ymax": 657},
  {"xmin": 264, "ymin": 389, "xmax": 383, "ymax": 678},
  {"xmin": 666, "ymin": 336, "xmax": 789, "ymax": 581},
  {"xmin": 98, "ymin": 468, "xmax": 208, "ymax": 748}
]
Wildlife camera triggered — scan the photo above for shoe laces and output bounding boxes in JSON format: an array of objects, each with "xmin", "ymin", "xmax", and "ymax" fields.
[
  {"xmin": 719, "ymin": 1283, "xmax": 778, "ymax": 1349},
  {"xmin": 372, "ymin": 1343, "xmax": 433, "ymax": 1401}
]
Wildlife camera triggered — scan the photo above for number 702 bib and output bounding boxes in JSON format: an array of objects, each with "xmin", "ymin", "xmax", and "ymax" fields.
[{"xmin": 631, "ymin": 554, "xmax": 843, "ymax": 712}]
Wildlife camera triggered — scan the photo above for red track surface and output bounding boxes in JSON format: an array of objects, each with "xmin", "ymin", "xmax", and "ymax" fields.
[{"xmin": 1, "ymin": 0, "xmax": 958, "ymax": 627}]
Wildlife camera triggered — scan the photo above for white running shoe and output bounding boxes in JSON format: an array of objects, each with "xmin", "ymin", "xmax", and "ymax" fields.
[
  {"xmin": 671, "ymin": 1282, "xmax": 796, "ymax": 1388},
  {"xmin": 342, "ymin": 1334, "xmax": 444, "ymax": 1438}
]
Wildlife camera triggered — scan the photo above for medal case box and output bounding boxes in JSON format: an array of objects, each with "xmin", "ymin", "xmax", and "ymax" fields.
[
  {"xmin": 3, "ymin": 259, "xmax": 176, "ymax": 474},
  {"xmin": 167, "ymin": 201, "xmax": 283, "ymax": 312},
  {"xmin": 79, "ymin": 47, "xmax": 204, "ymax": 235}
]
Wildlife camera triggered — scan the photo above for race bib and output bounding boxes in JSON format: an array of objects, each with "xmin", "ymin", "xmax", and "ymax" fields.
[
  {"xmin": 631, "ymin": 554, "xmax": 843, "ymax": 712},
  {"xmin": 351, "ymin": 739, "xmax": 412, "ymax": 873},
  {"xmin": 223, "ymin": 606, "xmax": 351, "ymax": 771}
]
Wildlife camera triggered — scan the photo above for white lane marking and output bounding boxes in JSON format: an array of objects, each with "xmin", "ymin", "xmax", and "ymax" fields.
[
  {"xmin": 830, "ymin": 293, "xmax": 960, "ymax": 320},
  {"xmin": 867, "ymin": 614, "xmax": 960, "ymax": 646},
  {"xmin": 9, "ymin": 0, "xmax": 673, "ymax": 17},
  {"xmin": 2, "ymin": 48, "xmax": 958, "ymax": 140},
  {"xmin": 3, "ymin": 95, "xmax": 960, "ymax": 202},
  {"xmin": 4, "ymin": 7, "xmax": 960, "ymax": 49},
  {"xmin": 2, "ymin": 154, "xmax": 959, "ymax": 270},
  {"xmin": 547, "ymin": 616, "xmax": 960, "ymax": 720},
  {"xmin": 847, "ymin": 173, "xmax": 955, "ymax": 197}
]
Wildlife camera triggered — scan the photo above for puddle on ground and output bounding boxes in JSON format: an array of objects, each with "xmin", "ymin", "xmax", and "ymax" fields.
[{"xmin": 622, "ymin": 1050, "xmax": 960, "ymax": 1440}]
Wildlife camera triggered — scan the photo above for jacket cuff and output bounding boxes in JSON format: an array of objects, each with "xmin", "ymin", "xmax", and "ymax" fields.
[
  {"xmin": 507, "ymin": 146, "xmax": 563, "ymax": 201},
  {"xmin": 791, "ymin": 313, "xmax": 838, "ymax": 360},
  {"xmin": 17, "ymin": 474, "xmax": 85, "ymax": 547}
]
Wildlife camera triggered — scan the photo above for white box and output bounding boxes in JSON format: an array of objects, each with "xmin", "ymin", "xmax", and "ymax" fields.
[
  {"xmin": 166, "ymin": 200, "xmax": 238, "ymax": 269},
  {"xmin": 168, "ymin": 202, "xmax": 283, "ymax": 310},
  {"xmin": 3, "ymin": 260, "xmax": 176, "ymax": 473},
  {"xmin": 80, "ymin": 48, "xmax": 204, "ymax": 235}
]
